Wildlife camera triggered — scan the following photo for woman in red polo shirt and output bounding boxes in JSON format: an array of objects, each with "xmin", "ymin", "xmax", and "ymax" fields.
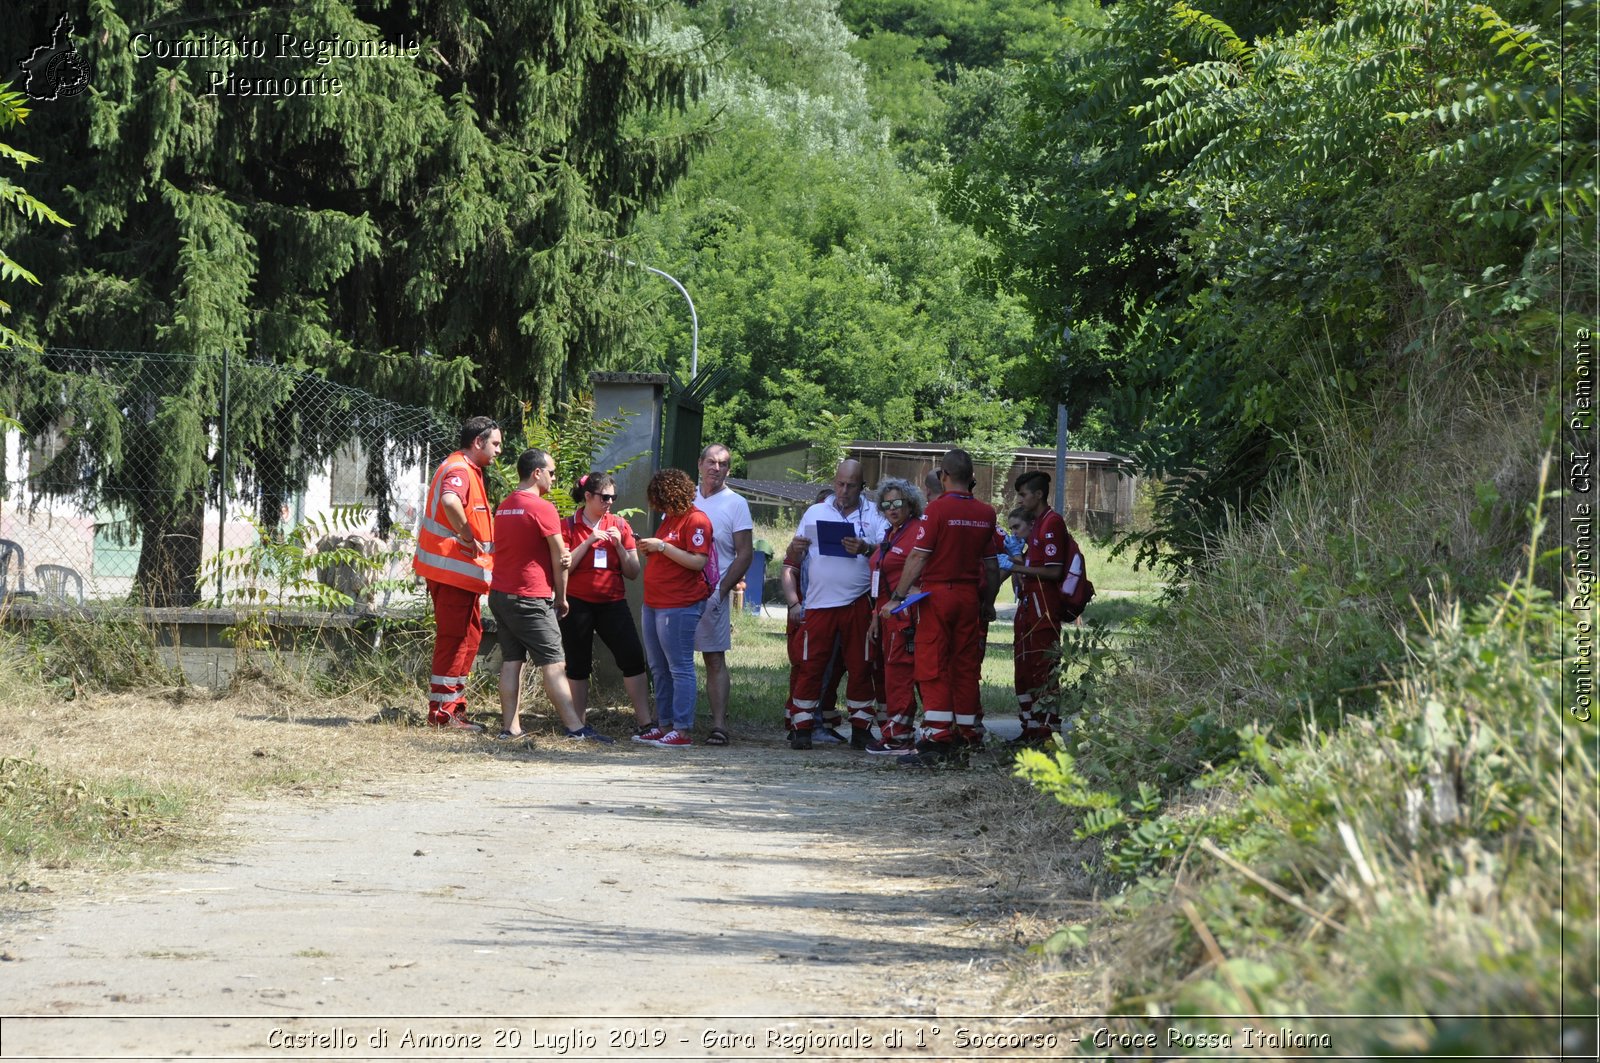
[
  {"xmin": 560, "ymin": 472, "xmax": 653, "ymax": 738},
  {"xmin": 634, "ymin": 468, "xmax": 713, "ymax": 748}
]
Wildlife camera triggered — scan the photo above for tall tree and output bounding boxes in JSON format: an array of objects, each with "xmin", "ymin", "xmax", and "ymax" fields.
[
  {"xmin": 839, "ymin": 0, "xmax": 1098, "ymax": 162},
  {"xmin": 1, "ymin": 0, "xmax": 704, "ymax": 604},
  {"xmin": 941, "ymin": 0, "xmax": 1587, "ymax": 571},
  {"xmin": 626, "ymin": 0, "xmax": 1043, "ymax": 461}
]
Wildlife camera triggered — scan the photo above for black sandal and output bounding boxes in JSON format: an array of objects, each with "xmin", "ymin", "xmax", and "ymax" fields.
[{"xmin": 705, "ymin": 727, "xmax": 731, "ymax": 746}]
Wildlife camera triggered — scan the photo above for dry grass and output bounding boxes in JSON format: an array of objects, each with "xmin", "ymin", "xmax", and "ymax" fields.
[
  {"xmin": 0, "ymin": 643, "xmax": 608, "ymax": 888},
  {"xmin": 5, "ymin": 686, "xmax": 438, "ymax": 796},
  {"xmin": 954, "ymin": 766, "xmax": 1111, "ymax": 1014},
  {"xmin": 853, "ymin": 748, "xmax": 1114, "ymax": 1016}
]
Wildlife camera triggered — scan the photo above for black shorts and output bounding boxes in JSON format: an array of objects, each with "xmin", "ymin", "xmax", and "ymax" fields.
[
  {"xmin": 488, "ymin": 591, "xmax": 565, "ymax": 666},
  {"xmin": 558, "ymin": 596, "xmax": 647, "ymax": 681}
]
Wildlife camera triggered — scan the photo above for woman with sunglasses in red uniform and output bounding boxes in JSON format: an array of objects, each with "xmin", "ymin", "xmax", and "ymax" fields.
[
  {"xmin": 559, "ymin": 472, "xmax": 653, "ymax": 736},
  {"xmin": 865, "ymin": 476, "xmax": 926, "ymax": 756}
]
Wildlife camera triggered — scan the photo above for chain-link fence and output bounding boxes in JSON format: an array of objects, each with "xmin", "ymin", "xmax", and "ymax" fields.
[{"xmin": 1, "ymin": 347, "xmax": 454, "ymax": 610}]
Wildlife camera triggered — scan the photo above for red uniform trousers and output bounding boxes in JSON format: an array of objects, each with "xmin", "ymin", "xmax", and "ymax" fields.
[
  {"xmin": 816, "ymin": 634, "xmax": 846, "ymax": 730},
  {"xmin": 912, "ymin": 581, "xmax": 984, "ymax": 744},
  {"xmin": 785, "ymin": 615, "xmax": 808, "ymax": 726},
  {"xmin": 872, "ymin": 608, "xmax": 918, "ymax": 743},
  {"xmin": 785, "ymin": 617, "xmax": 844, "ymax": 728},
  {"xmin": 967, "ymin": 620, "xmax": 991, "ymax": 742},
  {"xmin": 428, "ymin": 580, "xmax": 482, "ymax": 722},
  {"xmin": 1014, "ymin": 587, "xmax": 1065, "ymax": 735},
  {"xmin": 786, "ymin": 596, "xmax": 875, "ymax": 731}
]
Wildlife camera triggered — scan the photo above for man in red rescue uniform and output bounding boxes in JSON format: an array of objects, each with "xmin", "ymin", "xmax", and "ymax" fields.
[
  {"xmin": 413, "ymin": 416, "xmax": 502, "ymax": 731},
  {"xmin": 879, "ymin": 448, "xmax": 1001, "ymax": 767},
  {"xmin": 1008, "ymin": 470, "xmax": 1072, "ymax": 743}
]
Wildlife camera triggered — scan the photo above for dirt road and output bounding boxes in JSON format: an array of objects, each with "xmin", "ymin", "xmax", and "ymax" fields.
[{"xmin": 0, "ymin": 734, "xmax": 1069, "ymax": 1061}]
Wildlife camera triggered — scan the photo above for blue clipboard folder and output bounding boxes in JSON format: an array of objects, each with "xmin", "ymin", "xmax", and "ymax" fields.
[
  {"xmin": 889, "ymin": 591, "xmax": 930, "ymax": 615},
  {"xmin": 815, "ymin": 520, "xmax": 855, "ymax": 558}
]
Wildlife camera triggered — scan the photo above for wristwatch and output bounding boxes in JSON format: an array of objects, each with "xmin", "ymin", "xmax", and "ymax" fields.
[{"xmin": 890, "ymin": 592, "xmax": 906, "ymax": 602}]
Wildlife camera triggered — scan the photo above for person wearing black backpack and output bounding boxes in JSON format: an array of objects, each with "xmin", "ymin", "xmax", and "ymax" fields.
[{"xmin": 1007, "ymin": 471, "xmax": 1093, "ymax": 745}]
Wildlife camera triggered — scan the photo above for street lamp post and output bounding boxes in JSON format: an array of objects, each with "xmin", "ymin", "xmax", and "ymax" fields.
[{"xmin": 614, "ymin": 253, "xmax": 698, "ymax": 379}]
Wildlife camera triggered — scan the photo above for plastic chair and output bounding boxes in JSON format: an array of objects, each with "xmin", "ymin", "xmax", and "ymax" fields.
[
  {"xmin": 0, "ymin": 539, "xmax": 26, "ymax": 597},
  {"xmin": 34, "ymin": 563, "xmax": 85, "ymax": 605}
]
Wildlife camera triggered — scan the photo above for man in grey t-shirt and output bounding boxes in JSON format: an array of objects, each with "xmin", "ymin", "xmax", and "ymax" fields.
[{"xmin": 692, "ymin": 443, "xmax": 753, "ymax": 745}]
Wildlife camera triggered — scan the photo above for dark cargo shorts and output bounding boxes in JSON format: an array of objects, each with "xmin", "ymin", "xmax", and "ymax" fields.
[{"xmin": 488, "ymin": 590, "xmax": 565, "ymax": 666}]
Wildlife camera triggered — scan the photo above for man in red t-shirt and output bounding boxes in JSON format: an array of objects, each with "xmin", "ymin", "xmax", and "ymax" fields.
[
  {"xmin": 488, "ymin": 449, "xmax": 598, "ymax": 742},
  {"xmin": 1009, "ymin": 471, "xmax": 1073, "ymax": 742},
  {"xmin": 879, "ymin": 449, "xmax": 1000, "ymax": 766}
]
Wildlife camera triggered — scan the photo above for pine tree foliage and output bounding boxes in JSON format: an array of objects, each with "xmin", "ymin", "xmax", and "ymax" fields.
[{"xmin": 1, "ymin": 0, "xmax": 705, "ymax": 604}]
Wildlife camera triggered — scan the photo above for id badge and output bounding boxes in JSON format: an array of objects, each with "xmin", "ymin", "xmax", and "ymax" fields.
[
  {"xmin": 593, "ymin": 547, "xmax": 608, "ymax": 569},
  {"xmin": 871, "ymin": 570, "xmax": 880, "ymax": 598}
]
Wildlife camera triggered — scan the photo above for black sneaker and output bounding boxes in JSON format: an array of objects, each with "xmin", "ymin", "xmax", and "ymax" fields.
[
  {"xmin": 850, "ymin": 727, "xmax": 871, "ymax": 751},
  {"xmin": 789, "ymin": 728, "xmax": 814, "ymax": 750},
  {"xmin": 896, "ymin": 740, "xmax": 962, "ymax": 768}
]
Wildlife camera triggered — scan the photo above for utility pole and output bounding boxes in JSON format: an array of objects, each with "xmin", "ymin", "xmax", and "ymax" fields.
[
  {"xmin": 1054, "ymin": 322, "xmax": 1071, "ymax": 516},
  {"xmin": 217, "ymin": 348, "xmax": 230, "ymax": 607}
]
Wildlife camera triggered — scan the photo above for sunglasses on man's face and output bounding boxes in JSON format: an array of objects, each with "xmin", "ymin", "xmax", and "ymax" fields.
[{"xmin": 879, "ymin": 499, "xmax": 907, "ymax": 511}]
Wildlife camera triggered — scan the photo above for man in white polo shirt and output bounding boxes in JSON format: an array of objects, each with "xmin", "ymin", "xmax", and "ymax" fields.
[
  {"xmin": 782, "ymin": 459, "xmax": 889, "ymax": 750},
  {"xmin": 693, "ymin": 443, "xmax": 754, "ymax": 745}
]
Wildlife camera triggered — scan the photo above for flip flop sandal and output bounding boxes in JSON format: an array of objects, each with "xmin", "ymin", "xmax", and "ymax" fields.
[{"xmin": 705, "ymin": 728, "xmax": 731, "ymax": 746}]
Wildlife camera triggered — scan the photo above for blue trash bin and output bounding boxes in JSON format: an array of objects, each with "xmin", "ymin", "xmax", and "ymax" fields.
[{"xmin": 747, "ymin": 548, "xmax": 770, "ymax": 615}]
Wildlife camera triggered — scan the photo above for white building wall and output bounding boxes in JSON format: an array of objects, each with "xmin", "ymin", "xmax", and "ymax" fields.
[{"xmin": 2, "ymin": 427, "xmax": 429, "ymax": 604}]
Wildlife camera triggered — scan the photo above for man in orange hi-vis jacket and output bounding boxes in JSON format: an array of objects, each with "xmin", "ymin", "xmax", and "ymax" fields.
[{"xmin": 413, "ymin": 416, "xmax": 502, "ymax": 730}]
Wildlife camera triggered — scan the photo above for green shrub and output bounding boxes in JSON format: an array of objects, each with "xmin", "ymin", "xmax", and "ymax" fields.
[
  {"xmin": 1065, "ymin": 376, "xmax": 1546, "ymax": 790},
  {"xmin": 1023, "ymin": 477, "xmax": 1594, "ymax": 1055}
]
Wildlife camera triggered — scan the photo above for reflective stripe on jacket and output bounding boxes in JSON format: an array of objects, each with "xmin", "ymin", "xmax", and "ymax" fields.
[{"xmin": 413, "ymin": 451, "xmax": 493, "ymax": 593}]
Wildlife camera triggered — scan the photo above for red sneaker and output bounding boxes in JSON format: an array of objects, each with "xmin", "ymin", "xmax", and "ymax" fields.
[
  {"xmin": 632, "ymin": 726, "xmax": 667, "ymax": 745},
  {"xmin": 649, "ymin": 729, "xmax": 692, "ymax": 748}
]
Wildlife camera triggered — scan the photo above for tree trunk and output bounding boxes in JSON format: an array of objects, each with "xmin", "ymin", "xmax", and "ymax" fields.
[{"xmin": 135, "ymin": 498, "xmax": 206, "ymax": 607}]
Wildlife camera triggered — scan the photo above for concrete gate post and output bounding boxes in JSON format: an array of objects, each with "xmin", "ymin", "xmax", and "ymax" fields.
[{"xmin": 585, "ymin": 373, "xmax": 668, "ymax": 703}]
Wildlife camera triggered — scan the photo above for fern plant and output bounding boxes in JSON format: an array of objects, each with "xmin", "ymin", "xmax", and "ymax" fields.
[{"xmin": 0, "ymin": 82, "xmax": 72, "ymax": 352}]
